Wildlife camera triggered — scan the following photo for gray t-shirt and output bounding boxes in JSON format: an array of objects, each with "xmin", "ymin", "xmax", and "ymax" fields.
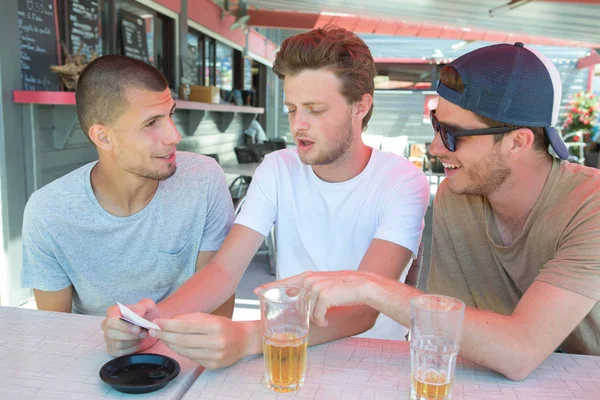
[{"xmin": 21, "ymin": 152, "xmax": 234, "ymax": 316}]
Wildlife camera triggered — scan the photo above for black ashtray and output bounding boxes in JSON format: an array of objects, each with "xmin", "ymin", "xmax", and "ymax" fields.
[{"xmin": 99, "ymin": 353, "xmax": 180, "ymax": 394}]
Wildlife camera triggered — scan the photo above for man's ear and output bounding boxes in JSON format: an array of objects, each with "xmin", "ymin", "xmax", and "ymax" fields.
[
  {"xmin": 355, "ymin": 93, "xmax": 373, "ymax": 124},
  {"xmin": 88, "ymin": 124, "xmax": 113, "ymax": 150},
  {"xmin": 507, "ymin": 128, "xmax": 535, "ymax": 158}
]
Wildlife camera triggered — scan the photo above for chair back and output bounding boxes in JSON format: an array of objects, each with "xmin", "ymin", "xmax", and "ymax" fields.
[
  {"xmin": 234, "ymin": 146, "xmax": 260, "ymax": 163},
  {"xmin": 263, "ymin": 139, "xmax": 287, "ymax": 150}
]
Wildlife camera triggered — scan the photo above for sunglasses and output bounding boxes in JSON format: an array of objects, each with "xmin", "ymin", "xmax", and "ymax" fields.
[{"xmin": 430, "ymin": 110, "xmax": 516, "ymax": 152}]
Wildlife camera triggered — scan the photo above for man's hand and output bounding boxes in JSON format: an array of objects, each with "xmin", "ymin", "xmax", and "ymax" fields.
[
  {"xmin": 150, "ymin": 314, "xmax": 258, "ymax": 369},
  {"xmin": 255, "ymin": 271, "xmax": 378, "ymax": 327},
  {"xmin": 101, "ymin": 298, "xmax": 160, "ymax": 357}
]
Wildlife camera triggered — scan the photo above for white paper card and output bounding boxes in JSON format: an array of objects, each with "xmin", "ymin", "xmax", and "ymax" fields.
[{"xmin": 117, "ymin": 302, "xmax": 161, "ymax": 331}]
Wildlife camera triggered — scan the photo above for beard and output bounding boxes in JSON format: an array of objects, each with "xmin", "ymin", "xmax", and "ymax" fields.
[
  {"xmin": 297, "ymin": 112, "xmax": 354, "ymax": 166},
  {"xmin": 134, "ymin": 165, "xmax": 177, "ymax": 181},
  {"xmin": 449, "ymin": 144, "xmax": 511, "ymax": 196},
  {"xmin": 114, "ymin": 148, "xmax": 177, "ymax": 181}
]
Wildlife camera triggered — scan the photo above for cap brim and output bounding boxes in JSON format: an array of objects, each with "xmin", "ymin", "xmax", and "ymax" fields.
[{"xmin": 545, "ymin": 127, "xmax": 569, "ymax": 160}]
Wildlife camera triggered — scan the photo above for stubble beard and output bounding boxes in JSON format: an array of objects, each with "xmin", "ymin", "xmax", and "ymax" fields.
[
  {"xmin": 298, "ymin": 116, "xmax": 354, "ymax": 166},
  {"xmin": 449, "ymin": 145, "xmax": 511, "ymax": 196}
]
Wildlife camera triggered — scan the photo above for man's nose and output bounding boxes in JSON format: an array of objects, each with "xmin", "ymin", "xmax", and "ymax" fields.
[
  {"xmin": 290, "ymin": 111, "xmax": 309, "ymax": 133},
  {"xmin": 166, "ymin": 119, "xmax": 181, "ymax": 145},
  {"xmin": 429, "ymin": 131, "xmax": 449, "ymax": 157}
]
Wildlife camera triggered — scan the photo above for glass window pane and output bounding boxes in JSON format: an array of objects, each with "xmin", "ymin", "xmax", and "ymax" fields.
[
  {"xmin": 115, "ymin": 0, "xmax": 154, "ymax": 64},
  {"xmin": 216, "ymin": 42, "xmax": 233, "ymax": 91},
  {"xmin": 244, "ymin": 57, "xmax": 253, "ymax": 90},
  {"xmin": 205, "ymin": 37, "xmax": 215, "ymax": 86},
  {"xmin": 185, "ymin": 32, "xmax": 200, "ymax": 85}
]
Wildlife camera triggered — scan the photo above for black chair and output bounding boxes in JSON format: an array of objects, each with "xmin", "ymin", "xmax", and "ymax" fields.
[
  {"xmin": 230, "ymin": 147, "xmax": 259, "ymax": 202},
  {"xmin": 249, "ymin": 140, "xmax": 287, "ymax": 159},
  {"xmin": 263, "ymin": 139, "xmax": 287, "ymax": 150},
  {"xmin": 234, "ymin": 146, "xmax": 260, "ymax": 164}
]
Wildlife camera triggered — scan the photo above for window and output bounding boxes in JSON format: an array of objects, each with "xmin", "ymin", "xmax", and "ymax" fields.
[
  {"xmin": 204, "ymin": 36, "xmax": 215, "ymax": 86},
  {"xmin": 216, "ymin": 42, "xmax": 233, "ymax": 91},
  {"xmin": 185, "ymin": 32, "xmax": 201, "ymax": 85},
  {"xmin": 111, "ymin": 0, "xmax": 175, "ymax": 87},
  {"xmin": 185, "ymin": 29, "xmax": 216, "ymax": 86},
  {"xmin": 154, "ymin": 12, "xmax": 175, "ymax": 86},
  {"xmin": 57, "ymin": 0, "xmax": 104, "ymax": 60},
  {"xmin": 185, "ymin": 30, "xmax": 239, "ymax": 92},
  {"xmin": 243, "ymin": 57, "xmax": 253, "ymax": 91}
]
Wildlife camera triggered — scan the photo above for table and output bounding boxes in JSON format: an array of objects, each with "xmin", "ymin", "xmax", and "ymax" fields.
[
  {"xmin": 221, "ymin": 163, "xmax": 261, "ymax": 178},
  {"xmin": 182, "ymin": 338, "xmax": 600, "ymax": 400},
  {"xmin": 0, "ymin": 307, "xmax": 201, "ymax": 400},
  {"xmin": 2, "ymin": 307, "xmax": 600, "ymax": 399}
]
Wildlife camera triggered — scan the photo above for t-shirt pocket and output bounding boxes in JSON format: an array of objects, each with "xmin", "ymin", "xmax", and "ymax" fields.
[{"xmin": 151, "ymin": 240, "xmax": 197, "ymax": 299}]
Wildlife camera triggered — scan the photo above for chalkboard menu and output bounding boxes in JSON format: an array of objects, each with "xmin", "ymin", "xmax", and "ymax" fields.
[
  {"xmin": 18, "ymin": 0, "xmax": 61, "ymax": 91},
  {"xmin": 69, "ymin": 0, "xmax": 101, "ymax": 60},
  {"xmin": 120, "ymin": 10, "xmax": 149, "ymax": 63}
]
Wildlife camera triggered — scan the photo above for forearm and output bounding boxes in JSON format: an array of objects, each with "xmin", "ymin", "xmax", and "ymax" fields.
[
  {"xmin": 308, "ymin": 305, "xmax": 379, "ymax": 346},
  {"xmin": 238, "ymin": 306, "xmax": 380, "ymax": 357},
  {"xmin": 363, "ymin": 278, "xmax": 546, "ymax": 380},
  {"xmin": 457, "ymin": 309, "xmax": 535, "ymax": 380},
  {"xmin": 158, "ymin": 262, "xmax": 237, "ymax": 318},
  {"xmin": 362, "ymin": 277, "xmax": 422, "ymax": 326},
  {"xmin": 211, "ymin": 295, "xmax": 235, "ymax": 319}
]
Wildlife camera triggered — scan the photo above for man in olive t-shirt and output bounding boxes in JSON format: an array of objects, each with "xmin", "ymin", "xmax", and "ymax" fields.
[
  {"xmin": 428, "ymin": 158, "xmax": 600, "ymax": 357},
  {"xmin": 424, "ymin": 43, "xmax": 599, "ymax": 377},
  {"xmin": 275, "ymin": 43, "xmax": 599, "ymax": 381}
]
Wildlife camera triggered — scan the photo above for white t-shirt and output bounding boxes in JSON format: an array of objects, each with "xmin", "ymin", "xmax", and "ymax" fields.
[{"xmin": 235, "ymin": 148, "xmax": 430, "ymax": 339}]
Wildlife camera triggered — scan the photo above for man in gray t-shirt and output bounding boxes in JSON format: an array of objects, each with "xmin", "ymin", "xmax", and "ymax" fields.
[
  {"xmin": 21, "ymin": 152, "xmax": 233, "ymax": 316},
  {"xmin": 20, "ymin": 55, "xmax": 234, "ymax": 346}
]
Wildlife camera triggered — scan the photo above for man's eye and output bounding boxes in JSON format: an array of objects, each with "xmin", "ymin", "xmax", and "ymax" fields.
[
  {"xmin": 309, "ymin": 109, "xmax": 323, "ymax": 114},
  {"xmin": 146, "ymin": 120, "xmax": 157, "ymax": 127},
  {"xmin": 287, "ymin": 109, "xmax": 296, "ymax": 114}
]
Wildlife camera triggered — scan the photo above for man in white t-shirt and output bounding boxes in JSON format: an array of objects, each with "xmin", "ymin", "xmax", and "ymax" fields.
[{"xmin": 102, "ymin": 26, "xmax": 429, "ymax": 368}]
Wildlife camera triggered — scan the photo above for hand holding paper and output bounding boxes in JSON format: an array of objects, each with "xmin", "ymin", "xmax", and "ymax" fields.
[{"xmin": 117, "ymin": 302, "xmax": 161, "ymax": 331}]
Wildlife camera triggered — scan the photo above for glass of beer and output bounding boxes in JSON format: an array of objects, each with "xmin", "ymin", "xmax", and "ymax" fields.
[
  {"xmin": 259, "ymin": 285, "xmax": 310, "ymax": 393},
  {"xmin": 410, "ymin": 294, "xmax": 465, "ymax": 400}
]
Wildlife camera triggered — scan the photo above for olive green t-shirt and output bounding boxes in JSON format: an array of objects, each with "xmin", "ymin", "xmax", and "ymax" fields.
[{"xmin": 427, "ymin": 159, "xmax": 600, "ymax": 355}]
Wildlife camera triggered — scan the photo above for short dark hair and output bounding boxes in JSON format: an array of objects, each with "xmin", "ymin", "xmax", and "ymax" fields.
[
  {"xmin": 76, "ymin": 55, "xmax": 168, "ymax": 137},
  {"xmin": 439, "ymin": 65, "xmax": 550, "ymax": 153},
  {"xmin": 272, "ymin": 26, "xmax": 376, "ymax": 131}
]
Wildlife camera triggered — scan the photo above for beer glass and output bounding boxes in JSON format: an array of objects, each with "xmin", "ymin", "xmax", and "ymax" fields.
[
  {"xmin": 410, "ymin": 295, "xmax": 465, "ymax": 400},
  {"xmin": 259, "ymin": 286, "xmax": 310, "ymax": 393}
]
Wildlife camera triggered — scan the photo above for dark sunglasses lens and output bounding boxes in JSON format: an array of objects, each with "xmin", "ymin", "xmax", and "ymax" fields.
[
  {"xmin": 431, "ymin": 111, "xmax": 456, "ymax": 152},
  {"xmin": 444, "ymin": 130, "xmax": 455, "ymax": 152},
  {"xmin": 436, "ymin": 124, "xmax": 455, "ymax": 152}
]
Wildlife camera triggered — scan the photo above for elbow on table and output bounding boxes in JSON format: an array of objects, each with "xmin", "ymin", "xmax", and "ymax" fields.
[
  {"xmin": 498, "ymin": 351, "xmax": 542, "ymax": 381},
  {"xmin": 502, "ymin": 366, "xmax": 534, "ymax": 382}
]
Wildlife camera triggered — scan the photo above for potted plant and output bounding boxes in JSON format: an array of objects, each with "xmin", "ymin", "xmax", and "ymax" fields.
[{"xmin": 562, "ymin": 91, "xmax": 599, "ymax": 144}]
